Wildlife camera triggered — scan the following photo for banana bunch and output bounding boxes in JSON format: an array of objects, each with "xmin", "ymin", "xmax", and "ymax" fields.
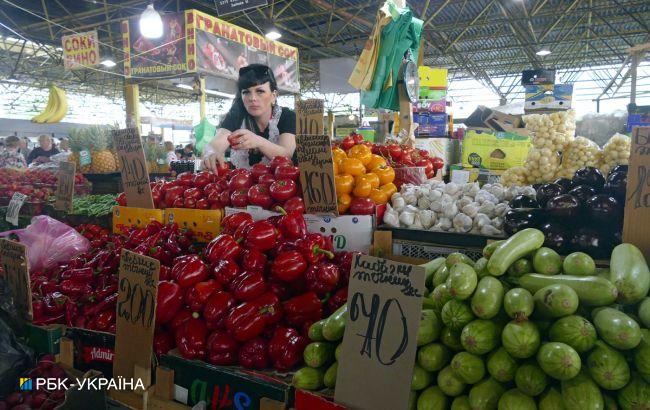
[{"xmin": 31, "ymin": 85, "xmax": 68, "ymax": 123}]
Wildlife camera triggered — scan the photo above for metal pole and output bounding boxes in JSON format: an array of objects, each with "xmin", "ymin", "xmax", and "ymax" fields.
[{"xmin": 630, "ymin": 53, "xmax": 639, "ymax": 105}]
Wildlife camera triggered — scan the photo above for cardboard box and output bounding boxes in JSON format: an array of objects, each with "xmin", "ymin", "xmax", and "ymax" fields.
[
  {"xmin": 164, "ymin": 208, "xmax": 223, "ymax": 242},
  {"xmin": 414, "ymin": 112, "xmax": 448, "ymax": 137},
  {"xmin": 23, "ymin": 323, "xmax": 64, "ymax": 354},
  {"xmin": 525, "ymin": 84, "xmax": 573, "ymax": 110},
  {"xmin": 418, "ymin": 66, "xmax": 447, "ymax": 89},
  {"xmin": 294, "ymin": 390, "xmax": 346, "ymax": 410},
  {"xmin": 159, "ymin": 353, "xmax": 292, "ymax": 409},
  {"xmin": 484, "ymin": 111, "xmax": 522, "ymax": 131},
  {"xmin": 450, "ymin": 164, "xmax": 504, "ymax": 185},
  {"xmin": 462, "ymin": 129, "xmax": 531, "ymax": 170},
  {"xmin": 521, "ymin": 69, "xmax": 555, "ymax": 85},
  {"xmin": 627, "ymin": 113, "xmax": 650, "ymax": 132},
  {"xmin": 65, "ymin": 327, "xmax": 115, "ymax": 378},
  {"xmin": 112, "ymin": 206, "xmax": 165, "ymax": 235}
]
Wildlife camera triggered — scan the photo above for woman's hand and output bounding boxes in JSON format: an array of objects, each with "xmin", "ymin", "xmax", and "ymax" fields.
[
  {"xmin": 229, "ymin": 129, "xmax": 264, "ymax": 150},
  {"xmin": 202, "ymin": 152, "xmax": 226, "ymax": 173}
]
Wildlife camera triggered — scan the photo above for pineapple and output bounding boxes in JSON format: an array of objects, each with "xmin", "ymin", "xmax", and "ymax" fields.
[
  {"xmin": 143, "ymin": 141, "xmax": 167, "ymax": 173},
  {"xmin": 89, "ymin": 127, "xmax": 118, "ymax": 173},
  {"xmin": 67, "ymin": 127, "xmax": 92, "ymax": 173}
]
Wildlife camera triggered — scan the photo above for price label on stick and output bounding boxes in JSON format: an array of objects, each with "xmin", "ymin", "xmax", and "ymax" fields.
[
  {"xmin": 623, "ymin": 126, "xmax": 650, "ymax": 257},
  {"xmin": 295, "ymin": 134, "xmax": 338, "ymax": 215},
  {"xmin": 335, "ymin": 254, "xmax": 425, "ymax": 410},
  {"xmin": 113, "ymin": 249, "xmax": 159, "ymax": 389},
  {"xmin": 113, "ymin": 128, "xmax": 154, "ymax": 209},
  {"xmin": 55, "ymin": 161, "xmax": 76, "ymax": 212},
  {"xmin": 5, "ymin": 192, "xmax": 26, "ymax": 226},
  {"xmin": 79, "ymin": 150, "xmax": 92, "ymax": 167},
  {"xmin": 0, "ymin": 239, "xmax": 32, "ymax": 320}
]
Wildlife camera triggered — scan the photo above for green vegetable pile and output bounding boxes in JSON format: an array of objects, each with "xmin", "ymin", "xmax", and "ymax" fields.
[{"xmin": 70, "ymin": 194, "xmax": 117, "ymax": 216}]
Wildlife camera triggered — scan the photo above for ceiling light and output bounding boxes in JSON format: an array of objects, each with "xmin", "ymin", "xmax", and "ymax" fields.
[
  {"xmin": 100, "ymin": 59, "xmax": 116, "ymax": 68},
  {"xmin": 536, "ymin": 49, "xmax": 552, "ymax": 56},
  {"xmin": 140, "ymin": 4, "xmax": 163, "ymax": 39},
  {"xmin": 265, "ymin": 29, "xmax": 282, "ymax": 41},
  {"xmin": 176, "ymin": 84, "xmax": 193, "ymax": 90},
  {"xmin": 348, "ymin": 114, "xmax": 356, "ymax": 121},
  {"xmin": 205, "ymin": 89, "xmax": 235, "ymax": 98},
  {"xmin": 5, "ymin": 78, "xmax": 19, "ymax": 83}
]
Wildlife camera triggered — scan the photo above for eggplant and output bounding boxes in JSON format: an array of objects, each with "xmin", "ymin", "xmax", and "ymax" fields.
[
  {"xmin": 603, "ymin": 171, "xmax": 627, "ymax": 201},
  {"xmin": 536, "ymin": 183, "xmax": 565, "ymax": 208},
  {"xmin": 572, "ymin": 166, "xmax": 605, "ymax": 192},
  {"xmin": 610, "ymin": 164, "xmax": 628, "ymax": 175},
  {"xmin": 509, "ymin": 194, "xmax": 539, "ymax": 209},
  {"xmin": 545, "ymin": 194, "xmax": 580, "ymax": 220},
  {"xmin": 568, "ymin": 185, "xmax": 597, "ymax": 205},
  {"xmin": 503, "ymin": 208, "xmax": 543, "ymax": 236},
  {"xmin": 539, "ymin": 221, "xmax": 570, "ymax": 254},
  {"xmin": 570, "ymin": 227, "xmax": 614, "ymax": 259},
  {"xmin": 553, "ymin": 178, "xmax": 575, "ymax": 192},
  {"xmin": 585, "ymin": 194, "xmax": 622, "ymax": 224}
]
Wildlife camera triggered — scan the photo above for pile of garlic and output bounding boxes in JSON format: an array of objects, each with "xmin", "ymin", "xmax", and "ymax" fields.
[
  {"xmin": 383, "ymin": 180, "xmax": 535, "ymax": 236},
  {"xmin": 600, "ymin": 133, "xmax": 631, "ymax": 175},
  {"xmin": 557, "ymin": 136, "xmax": 601, "ymax": 177}
]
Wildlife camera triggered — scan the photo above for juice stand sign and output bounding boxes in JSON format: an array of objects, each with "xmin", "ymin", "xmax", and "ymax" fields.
[{"xmin": 62, "ymin": 30, "xmax": 99, "ymax": 70}]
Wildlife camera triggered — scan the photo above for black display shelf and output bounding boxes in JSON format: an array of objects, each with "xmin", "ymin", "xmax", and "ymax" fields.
[{"xmin": 377, "ymin": 225, "xmax": 503, "ymax": 248}]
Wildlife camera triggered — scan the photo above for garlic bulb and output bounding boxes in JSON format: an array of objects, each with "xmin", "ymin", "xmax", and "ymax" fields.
[{"xmin": 501, "ymin": 166, "xmax": 528, "ymax": 187}]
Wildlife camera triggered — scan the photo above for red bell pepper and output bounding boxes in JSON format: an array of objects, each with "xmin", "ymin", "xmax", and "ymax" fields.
[
  {"xmin": 221, "ymin": 213, "xmax": 253, "ymax": 236},
  {"xmin": 268, "ymin": 327, "xmax": 308, "ymax": 371},
  {"xmin": 282, "ymin": 196, "xmax": 305, "ymax": 214},
  {"xmin": 282, "ymin": 292, "xmax": 323, "ymax": 327},
  {"xmin": 271, "ymin": 250, "xmax": 307, "ymax": 282},
  {"xmin": 244, "ymin": 220, "xmax": 278, "ymax": 251},
  {"xmin": 334, "ymin": 251, "xmax": 354, "ymax": 285},
  {"xmin": 276, "ymin": 208, "xmax": 307, "ymax": 241},
  {"xmin": 32, "ymin": 299, "xmax": 45, "ymax": 322},
  {"xmin": 176, "ymin": 312, "xmax": 208, "ymax": 360},
  {"xmin": 154, "ymin": 330, "xmax": 175, "ymax": 356},
  {"xmin": 171, "ymin": 255, "xmax": 208, "ymax": 288},
  {"xmin": 238, "ymin": 338, "xmax": 269, "ymax": 369},
  {"xmin": 267, "ymin": 280, "xmax": 291, "ymax": 301},
  {"xmin": 159, "ymin": 265, "xmax": 171, "ymax": 281},
  {"xmin": 95, "ymin": 309, "xmax": 116, "ymax": 331},
  {"xmin": 241, "ymin": 249, "xmax": 267, "ymax": 273},
  {"xmin": 203, "ymin": 290, "xmax": 236, "ymax": 330},
  {"xmin": 116, "ymin": 192, "xmax": 127, "ymax": 206},
  {"xmin": 225, "ymin": 293, "xmax": 281, "ymax": 342},
  {"xmin": 60, "ymin": 279, "xmax": 91, "ymax": 298},
  {"xmin": 176, "ymin": 171, "xmax": 194, "ymax": 187},
  {"xmin": 327, "ymin": 287, "xmax": 348, "ymax": 314},
  {"xmin": 185, "ymin": 280, "xmax": 221, "ymax": 312},
  {"xmin": 193, "ymin": 172, "xmax": 212, "ymax": 189},
  {"xmin": 207, "ymin": 330, "xmax": 239, "ymax": 365},
  {"xmin": 164, "ymin": 185, "xmax": 186, "ymax": 208},
  {"xmin": 211, "ymin": 259, "xmax": 241, "ymax": 286},
  {"xmin": 204, "ymin": 234, "xmax": 243, "ymax": 264},
  {"xmin": 149, "ymin": 246, "xmax": 173, "ymax": 266},
  {"xmin": 64, "ymin": 299, "xmax": 78, "ymax": 327},
  {"xmin": 296, "ymin": 234, "xmax": 334, "ymax": 264},
  {"xmin": 229, "ymin": 271, "xmax": 268, "ymax": 302},
  {"xmin": 170, "ymin": 308, "xmax": 193, "ymax": 333},
  {"xmin": 305, "ymin": 262, "xmax": 340, "ymax": 295},
  {"xmin": 83, "ymin": 292, "xmax": 117, "ymax": 317},
  {"xmin": 156, "ymin": 281, "xmax": 184, "ymax": 324}
]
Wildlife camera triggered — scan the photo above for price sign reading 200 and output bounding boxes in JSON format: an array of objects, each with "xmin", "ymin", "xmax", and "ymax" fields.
[{"xmin": 350, "ymin": 292, "xmax": 409, "ymax": 366}]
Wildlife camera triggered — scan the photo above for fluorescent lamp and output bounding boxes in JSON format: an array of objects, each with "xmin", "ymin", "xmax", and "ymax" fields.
[
  {"xmin": 205, "ymin": 89, "xmax": 235, "ymax": 98},
  {"xmin": 536, "ymin": 49, "xmax": 552, "ymax": 56},
  {"xmin": 100, "ymin": 59, "xmax": 116, "ymax": 67},
  {"xmin": 176, "ymin": 83, "xmax": 193, "ymax": 90},
  {"xmin": 348, "ymin": 114, "xmax": 356, "ymax": 121},
  {"xmin": 139, "ymin": 4, "xmax": 163, "ymax": 39},
  {"xmin": 265, "ymin": 29, "xmax": 282, "ymax": 41}
]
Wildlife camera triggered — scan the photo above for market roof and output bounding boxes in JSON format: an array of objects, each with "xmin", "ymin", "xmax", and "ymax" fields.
[{"xmin": 0, "ymin": 0, "xmax": 649, "ymax": 103}]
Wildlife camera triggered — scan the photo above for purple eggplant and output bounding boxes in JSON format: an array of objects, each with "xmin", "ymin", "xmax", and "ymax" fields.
[
  {"xmin": 536, "ymin": 183, "xmax": 565, "ymax": 208},
  {"xmin": 603, "ymin": 171, "xmax": 627, "ymax": 201},
  {"xmin": 545, "ymin": 194, "xmax": 580, "ymax": 220},
  {"xmin": 572, "ymin": 166, "xmax": 605, "ymax": 192},
  {"xmin": 509, "ymin": 195, "xmax": 539, "ymax": 209},
  {"xmin": 585, "ymin": 194, "xmax": 622, "ymax": 224},
  {"xmin": 570, "ymin": 227, "xmax": 614, "ymax": 259},
  {"xmin": 539, "ymin": 221, "xmax": 570, "ymax": 254},
  {"xmin": 503, "ymin": 209, "xmax": 543, "ymax": 236},
  {"xmin": 568, "ymin": 185, "xmax": 597, "ymax": 206},
  {"xmin": 610, "ymin": 164, "xmax": 628, "ymax": 175},
  {"xmin": 553, "ymin": 178, "xmax": 575, "ymax": 193}
]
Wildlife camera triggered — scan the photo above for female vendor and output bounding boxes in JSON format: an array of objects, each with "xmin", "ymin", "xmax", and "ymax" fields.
[{"xmin": 203, "ymin": 64, "xmax": 296, "ymax": 172}]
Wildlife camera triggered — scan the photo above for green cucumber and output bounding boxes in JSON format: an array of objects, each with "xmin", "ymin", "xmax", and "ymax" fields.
[
  {"xmin": 322, "ymin": 304, "xmax": 347, "ymax": 341},
  {"xmin": 483, "ymin": 240, "xmax": 505, "ymax": 259},
  {"xmin": 446, "ymin": 252, "xmax": 474, "ymax": 268},
  {"xmin": 422, "ymin": 257, "xmax": 446, "ymax": 289},
  {"xmin": 487, "ymin": 229, "xmax": 544, "ymax": 276},
  {"xmin": 308, "ymin": 320, "xmax": 325, "ymax": 341},
  {"xmin": 292, "ymin": 366, "xmax": 325, "ymax": 390},
  {"xmin": 519, "ymin": 273, "xmax": 618, "ymax": 307},
  {"xmin": 507, "ymin": 258, "xmax": 533, "ymax": 278},
  {"xmin": 532, "ymin": 247, "xmax": 562, "ymax": 275},
  {"xmin": 610, "ymin": 243, "xmax": 650, "ymax": 305},
  {"xmin": 303, "ymin": 342, "xmax": 335, "ymax": 368},
  {"xmin": 324, "ymin": 362, "xmax": 338, "ymax": 389},
  {"xmin": 562, "ymin": 252, "xmax": 596, "ymax": 276},
  {"xmin": 433, "ymin": 265, "xmax": 450, "ymax": 287},
  {"xmin": 335, "ymin": 343, "xmax": 342, "ymax": 361},
  {"xmin": 593, "ymin": 308, "xmax": 642, "ymax": 350}
]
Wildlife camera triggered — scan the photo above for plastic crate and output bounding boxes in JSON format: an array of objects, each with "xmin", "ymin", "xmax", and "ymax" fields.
[{"xmin": 392, "ymin": 239, "xmax": 484, "ymax": 262}]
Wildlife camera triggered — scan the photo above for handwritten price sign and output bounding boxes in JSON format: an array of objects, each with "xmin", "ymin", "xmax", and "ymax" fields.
[
  {"xmin": 55, "ymin": 161, "xmax": 76, "ymax": 212},
  {"xmin": 295, "ymin": 134, "xmax": 338, "ymax": 215},
  {"xmin": 623, "ymin": 126, "xmax": 650, "ymax": 257},
  {"xmin": 335, "ymin": 254, "xmax": 424, "ymax": 410},
  {"xmin": 113, "ymin": 249, "xmax": 159, "ymax": 386},
  {"xmin": 0, "ymin": 239, "xmax": 32, "ymax": 320},
  {"xmin": 5, "ymin": 192, "xmax": 26, "ymax": 226},
  {"xmin": 113, "ymin": 128, "xmax": 154, "ymax": 209},
  {"xmin": 296, "ymin": 99, "xmax": 324, "ymax": 135}
]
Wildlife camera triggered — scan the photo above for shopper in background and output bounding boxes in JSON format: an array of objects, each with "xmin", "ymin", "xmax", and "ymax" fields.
[
  {"xmin": 165, "ymin": 141, "xmax": 178, "ymax": 164},
  {"xmin": 180, "ymin": 143, "xmax": 195, "ymax": 160},
  {"xmin": 0, "ymin": 136, "xmax": 27, "ymax": 168},
  {"xmin": 59, "ymin": 138, "xmax": 70, "ymax": 152},
  {"xmin": 202, "ymin": 64, "xmax": 296, "ymax": 171},
  {"xmin": 19, "ymin": 137, "xmax": 32, "ymax": 159},
  {"xmin": 27, "ymin": 134, "xmax": 60, "ymax": 164}
]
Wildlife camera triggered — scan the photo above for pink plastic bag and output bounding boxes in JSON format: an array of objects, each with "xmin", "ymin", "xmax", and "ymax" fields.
[{"xmin": 0, "ymin": 215, "xmax": 90, "ymax": 271}]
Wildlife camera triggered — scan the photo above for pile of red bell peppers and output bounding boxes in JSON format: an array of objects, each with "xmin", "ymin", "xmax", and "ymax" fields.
[
  {"xmin": 29, "ymin": 222, "xmax": 195, "ymax": 333},
  {"xmin": 116, "ymin": 156, "xmax": 305, "ymax": 212},
  {"xmin": 155, "ymin": 210, "xmax": 352, "ymax": 371}
]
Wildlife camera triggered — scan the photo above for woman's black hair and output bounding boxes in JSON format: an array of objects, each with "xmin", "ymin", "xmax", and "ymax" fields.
[{"xmin": 226, "ymin": 64, "xmax": 277, "ymax": 121}]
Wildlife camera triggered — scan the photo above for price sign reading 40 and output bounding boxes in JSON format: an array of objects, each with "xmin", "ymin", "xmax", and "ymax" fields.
[
  {"xmin": 335, "ymin": 254, "xmax": 425, "ymax": 410},
  {"xmin": 295, "ymin": 134, "xmax": 338, "ymax": 215},
  {"xmin": 113, "ymin": 128, "xmax": 154, "ymax": 209},
  {"xmin": 113, "ymin": 249, "xmax": 159, "ymax": 387}
]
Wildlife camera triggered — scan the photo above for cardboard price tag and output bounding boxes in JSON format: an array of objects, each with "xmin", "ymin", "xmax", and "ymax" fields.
[
  {"xmin": 5, "ymin": 192, "xmax": 27, "ymax": 226},
  {"xmin": 335, "ymin": 254, "xmax": 425, "ymax": 410},
  {"xmin": 623, "ymin": 127, "xmax": 650, "ymax": 258},
  {"xmin": 296, "ymin": 99, "xmax": 324, "ymax": 135},
  {"xmin": 55, "ymin": 161, "xmax": 76, "ymax": 212},
  {"xmin": 113, "ymin": 249, "xmax": 159, "ymax": 389},
  {"xmin": 0, "ymin": 239, "xmax": 32, "ymax": 320},
  {"xmin": 295, "ymin": 134, "xmax": 338, "ymax": 215},
  {"xmin": 113, "ymin": 128, "xmax": 154, "ymax": 209}
]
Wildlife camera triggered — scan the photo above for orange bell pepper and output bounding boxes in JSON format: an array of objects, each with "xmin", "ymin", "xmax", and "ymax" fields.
[
  {"xmin": 372, "ymin": 165, "xmax": 396, "ymax": 185},
  {"xmin": 366, "ymin": 154, "xmax": 387, "ymax": 170},
  {"xmin": 369, "ymin": 188, "xmax": 389, "ymax": 205},
  {"xmin": 332, "ymin": 148, "xmax": 347, "ymax": 165},
  {"xmin": 360, "ymin": 172, "xmax": 380, "ymax": 189},
  {"xmin": 379, "ymin": 182, "xmax": 397, "ymax": 198},
  {"xmin": 348, "ymin": 145, "xmax": 372, "ymax": 166},
  {"xmin": 337, "ymin": 193, "xmax": 352, "ymax": 214},
  {"xmin": 352, "ymin": 175, "xmax": 372, "ymax": 198},
  {"xmin": 342, "ymin": 158, "xmax": 365, "ymax": 176},
  {"xmin": 335, "ymin": 174, "xmax": 354, "ymax": 195}
]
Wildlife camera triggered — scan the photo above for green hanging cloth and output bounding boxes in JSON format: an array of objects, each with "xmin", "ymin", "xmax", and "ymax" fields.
[
  {"xmin": 361, "ymin": 1, "xmax": 423, "ymax": 111},
  {"xmin": 193, "ymin": 118, "xmax": 216, "ymax": 156}
]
